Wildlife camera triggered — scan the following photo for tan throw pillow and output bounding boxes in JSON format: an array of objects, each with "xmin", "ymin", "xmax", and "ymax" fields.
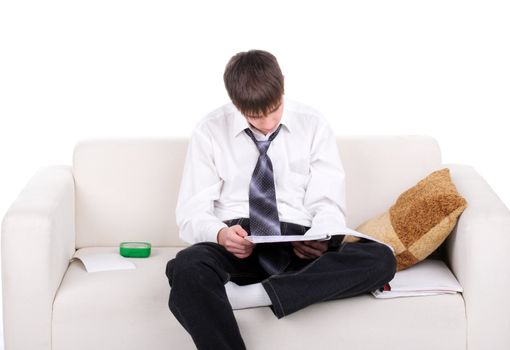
[{"xmin": 353, "ymin": 168, "xmax": 467, "ymax": 271}]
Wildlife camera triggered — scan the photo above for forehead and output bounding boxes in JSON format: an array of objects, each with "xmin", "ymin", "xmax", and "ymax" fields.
[{"xmin": 244, "ymin": 102, "xmax": 282, "ymax": 118}]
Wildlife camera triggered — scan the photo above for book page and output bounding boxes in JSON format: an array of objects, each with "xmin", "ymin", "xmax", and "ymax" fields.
[
  {"xmin": 245, "ymin": 234, "xmax": 331, "ymax": 243},
  {"xmin": 245, "ymin": 227, "xmax": 394, "ymax": 252}
]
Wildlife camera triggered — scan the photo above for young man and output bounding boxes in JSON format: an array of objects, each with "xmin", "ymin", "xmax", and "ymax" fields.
[{"xmin": 165, "ymin": 50, "xmax": 396, "ymax": 350}]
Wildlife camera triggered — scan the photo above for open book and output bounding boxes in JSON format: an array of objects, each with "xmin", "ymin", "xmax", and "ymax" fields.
[
  {"xmin": 244, "ymin": 227, "xmax": 394, "ymax": 252},
  {"xmin": 371, "ymin": 258, "xmax": 463, "ymax": 299}
]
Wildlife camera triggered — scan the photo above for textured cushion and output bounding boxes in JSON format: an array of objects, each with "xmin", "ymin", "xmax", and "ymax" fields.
[{"xmin": 355, "ymin": 168, "xmax": 468, "ymax": 271}]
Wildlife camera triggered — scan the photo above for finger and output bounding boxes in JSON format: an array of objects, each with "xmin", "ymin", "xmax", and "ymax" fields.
[
  {"xmin": 292, "ymin": 241, "xmax": 307, "ymax": 248},
  {"xmin": 293, "ymin": 247, "xmax": 305, "ymax": 258},
  {"xmin": 294, "ymin": 247, "xmax": 313, "ymax": 259},
  {"xmin": 225, "ymin": 245, "xmax": 247, "ymax": 253},
  {"xmin": 225, "ymin": 241, "xmax": 253, "ymax": 252},
  {"xmin": 293, "ymin": 242, "xmax": 318, "ymax": 258},
  {"xmin": 227, "ymin": 229, "xmax": 252, "ymax": 247},
  {"xmin": 231, "ymin": 225, "xmax": 249, "ymax": 237},
  {"xmin": 299, "ymin": 242, "xmax": 323, "ymax": 257},
  {"xmin": 233, "ymin": 244, "xmax": 254, "ymax": 253},
  {"xmin": 294, "ymin": 244, "xmax": 313, "ymax": 257},
  {"xmin": 306, "ymin": 240, "xmax": 328, "ymax": 248},
  {"xmin": 231, "ymin": 245, "xmax": 253, "ymax": 259},
  {"xmin": 232, "ymin": 250, "xmax": 252, "ymax": 258},
  {"xmin": 291, "ymin": 241, "xmax": 302, "ymax": 250},
  {"xmin": 304, "ymin": 240, "xmax": 328, "ymax": 252},
  {"xmin": 231, "ymin": 226, "xmax": 255, "ymax": 247},
  {"xmin": 234, "ymin": 235, "xmax": 255, "ymax": 248},
  {"xmin": 226, "ymin": 237, "xmax": 255, "ymax": 250},
  {"xmin": 299, "ymin": 241, "xmax": 320, "ymax": 253}
]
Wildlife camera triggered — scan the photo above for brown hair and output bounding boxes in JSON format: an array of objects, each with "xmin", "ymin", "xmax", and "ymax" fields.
[{"xmin": 223, "ymin": 50, "xmax": 284, "ymax": 118}]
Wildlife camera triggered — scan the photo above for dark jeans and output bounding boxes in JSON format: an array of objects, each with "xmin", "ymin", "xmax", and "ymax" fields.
[{"xmin": 165, "ymin": 218, "xmax": 396, "ymax": 350}]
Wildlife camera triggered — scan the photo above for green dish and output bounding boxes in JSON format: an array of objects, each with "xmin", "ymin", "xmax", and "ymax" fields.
[{"xmin": 120, "ymin": 242, "xmax": 151, "ymax": 258}]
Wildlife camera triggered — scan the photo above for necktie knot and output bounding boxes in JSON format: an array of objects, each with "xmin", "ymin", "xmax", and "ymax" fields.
[{"xmin": 244, "ymin": 124, "xmax": 282, "ymax": 155}]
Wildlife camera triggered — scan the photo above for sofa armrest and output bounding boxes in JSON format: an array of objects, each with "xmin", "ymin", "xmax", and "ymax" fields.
[
  {"xmin": 1, "ymin": 165, "xmax": 76, "ymax": 350},
  {"xmin": 444, "ymin": 163, "xmax": 510, "ymax": 350}
]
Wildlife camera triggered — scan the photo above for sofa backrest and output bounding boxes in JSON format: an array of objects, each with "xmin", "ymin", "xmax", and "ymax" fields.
[{"xmin": 73, "ymin": 135, "xmax": 442, "ymax": 248}]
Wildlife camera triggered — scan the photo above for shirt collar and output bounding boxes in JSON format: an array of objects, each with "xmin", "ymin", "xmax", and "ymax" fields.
[{"xmin": 232, "ymin": 98, "xmax": 292, "ymax": 139}]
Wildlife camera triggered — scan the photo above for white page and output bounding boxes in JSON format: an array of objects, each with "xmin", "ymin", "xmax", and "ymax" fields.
[
  {"xmin": 245, "ymin": 227, "xmax": 394, "ymax": 253},
  {"xmin": 388, "ymin": 259, "xmax": 463, "ymax": 292},
  {"xmin": 245, "ymin": 234, "xmax": 330, "ymax": 243},
  {"xmin": 372, "ymin": 290, "xmax": 458, "ymax": 299},
  {"xmin": 372, "ymin": 259, "xmax": 463, "ymax": 299},
  {"xmin": 71, "ymin": 251, "xmax": 136, "ymax": 273}
]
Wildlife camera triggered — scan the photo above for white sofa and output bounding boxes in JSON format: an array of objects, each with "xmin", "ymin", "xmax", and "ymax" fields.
[{"xmin": 2, "ymin": 135, "xmax": 510, "ymax": 350}]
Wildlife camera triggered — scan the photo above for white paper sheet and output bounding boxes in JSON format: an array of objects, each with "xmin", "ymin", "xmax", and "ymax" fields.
[
  {"xmin": 71, "ymin": 250, "xmax": 136, "ymax": 273},
  {"xmin": 372, "ymin": 259, "xmax": 463, "ymax": 299}
]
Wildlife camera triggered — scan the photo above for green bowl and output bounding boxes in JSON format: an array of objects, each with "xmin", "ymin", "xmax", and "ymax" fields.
[{"xmin": 120, "ymin": 242, "xmax": 151, "ymax": 258}]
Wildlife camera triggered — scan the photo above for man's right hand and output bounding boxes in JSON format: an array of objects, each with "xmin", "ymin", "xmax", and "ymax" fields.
[{"xmin": 217, "ymin": 225, "xmax": 255, "ymax": 259}]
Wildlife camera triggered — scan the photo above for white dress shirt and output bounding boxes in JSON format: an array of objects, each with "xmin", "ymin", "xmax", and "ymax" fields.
[{"xmin": 175, "ymin": 97, "xmax": 347, "ymax": 244}]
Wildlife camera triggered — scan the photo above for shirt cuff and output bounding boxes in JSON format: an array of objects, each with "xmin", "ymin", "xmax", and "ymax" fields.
[
  {"xmin": 304, "ymin": 215, "xmax": 347, "ymax": 237},
  {"xmin": 201, "ymin": 220, "xmax": 229, "ymax": 243}
]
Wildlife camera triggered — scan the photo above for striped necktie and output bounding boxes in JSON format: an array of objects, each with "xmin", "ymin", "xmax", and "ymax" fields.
[
  {"xmin": 245, "ymin": 124, "xmax": 290, "ymax": 275},
  {"xmin": 244, "ymin": 124, "xmax": 282, "ymax": 237}
]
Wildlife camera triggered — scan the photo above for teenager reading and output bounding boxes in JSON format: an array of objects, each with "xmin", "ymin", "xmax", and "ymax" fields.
[{"xmin": 165, "ymin": 49, "xmax": 396, "ymax": 350}]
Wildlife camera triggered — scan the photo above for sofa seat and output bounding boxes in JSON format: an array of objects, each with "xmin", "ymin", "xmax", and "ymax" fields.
[{"xmin": 52, "ymin": 247, "xmax": 466, "ymax": 350}]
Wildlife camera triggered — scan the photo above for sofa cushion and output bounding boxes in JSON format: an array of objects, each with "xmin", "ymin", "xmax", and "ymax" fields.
[
  {"xmin": 337, "ymin": 135, "xmax": 442, "ymax": 228},
  {"xmin": 52, "ymin": 247, "xmax": 466, "ymax": 350},
  {"xmin": 73, "ymin": 139, "xmax": 189, "ymax": 248},
  {"xmin": 72, "ymin": 136, "xmax": 441, "ymax": 248},
  {"xmin": 355, "ymin": 168, "xmax": 468, "ymax": 271}
]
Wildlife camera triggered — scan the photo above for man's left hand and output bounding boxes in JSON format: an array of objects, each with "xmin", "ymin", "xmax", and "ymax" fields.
[{"xmin": 291, "ymin": 240, "xmax": 329, "ymax": 259}]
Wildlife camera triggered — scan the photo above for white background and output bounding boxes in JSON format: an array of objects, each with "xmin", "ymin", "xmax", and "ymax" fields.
[{"xmin": 1, "ymin": 1, "xmax": 509, "ymax": 348}]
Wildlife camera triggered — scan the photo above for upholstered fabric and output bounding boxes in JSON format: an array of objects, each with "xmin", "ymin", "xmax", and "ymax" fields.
[
  {"xmin": 73, "ymin": 138, "xmax": 189, "ymax": 248},
  {"xmin": 444, "ymin": 163, "xmax": 510, "ymax": 349},
  {"xmin": 355, "ymin": 168, "xmax": 468, "ymax": 270},
  {"xmin": 337, "ymin": 135, "xmax": 442, "ymax": 228},
  {"xmin": 1, "ymin": 165, "xmax": 75, "ymax": 350},
  {"xmin": 52, "ymin": 247, "xmax": 466, "ymax": 350},
  {"xmin": 72, "ymin": 135, "xmax": 442, "ymax": 248}
]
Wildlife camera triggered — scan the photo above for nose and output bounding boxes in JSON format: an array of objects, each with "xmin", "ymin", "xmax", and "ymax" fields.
[{"xmin": 263, "ymin": 121, "xmax": 277, "ymax": 131}]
